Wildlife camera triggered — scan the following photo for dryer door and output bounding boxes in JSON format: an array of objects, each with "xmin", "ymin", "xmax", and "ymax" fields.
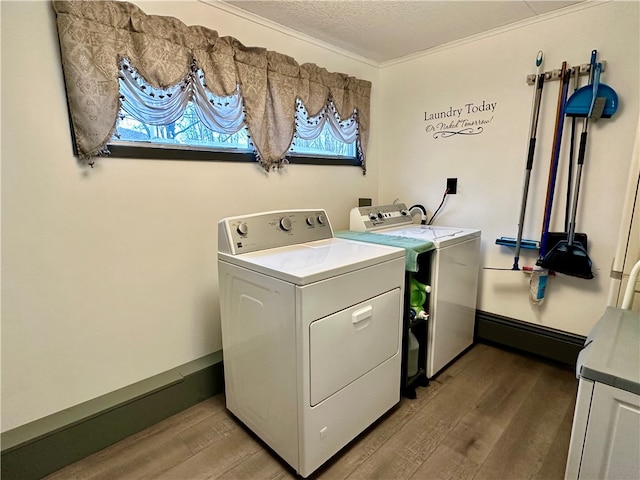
[{"xmin": 309, "ymin": 288, "xmax": 401, "ymax": 406}]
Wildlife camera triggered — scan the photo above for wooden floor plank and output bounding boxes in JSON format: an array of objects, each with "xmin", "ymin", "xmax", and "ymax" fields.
[
  {"xmin": 219, "ymin": 449, "xmax": 297, "ymax": 480},
  {"xmin": 473, "ymin": 364, "xmax": 577, "ymax": 480},
  {"xmin": 43, "ymin": 344, "xmax": 578, "ymax": 480},
  {"xmin": 409, "ymin": 350, "xmax": 545, "ymax": 479},
  {"xmin": 440, "ymin": 352, "xmax": 544, "ymax": 466},
  {"xmin": 152, "ymin": 427, "xmax": 261, "ymax": 480},
  {"xmin": 408, "ymin": 443, "xmax": 479, "ymax": 480},
  {"xmin": 177, "ymin": 408, "xmax": 242, "ymax": 455},
  {"xmin": 531, "ymin": 394, "xmax": 577, "ymax": 480}
]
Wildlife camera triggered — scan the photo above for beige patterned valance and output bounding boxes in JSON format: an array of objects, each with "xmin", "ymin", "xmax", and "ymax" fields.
[{"xmin": 52, "ymin": 0, "xmax": 371, "ymax": 171}]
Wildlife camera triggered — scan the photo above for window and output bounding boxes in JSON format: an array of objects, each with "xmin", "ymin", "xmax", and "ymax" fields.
[
  {"xmin": 53, "ymin": 0, "xmax": 371, "ymax": 172},
  {"xmin": 110, "ymin": 105, "xmax": 358, "ymax": 164},
  {"xmin": 291, "ymin": 98, "xmax": 360, "ymax": 163},
  {"xmin": 109, "ymin": 59, "xmax": 359, "ymax": 166}
]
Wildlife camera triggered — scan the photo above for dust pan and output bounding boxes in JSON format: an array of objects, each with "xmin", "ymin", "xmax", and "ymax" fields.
[
  {"xmin": 565, "ymin": 64, "xmax": 618, "ymax": 119},
  {"xmin": 539, "ymin": 240, "xmax": 593, "ymax": 279}
]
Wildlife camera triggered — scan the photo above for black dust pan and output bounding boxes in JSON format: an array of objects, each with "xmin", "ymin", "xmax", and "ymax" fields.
[
  {"xmin": 540, "ymin": 239, "xmax": 593, "ymax": 279},
  {"xmin": 540, "ymin": 55, "xmax": 618, "ymax": 279},
  {"xmin": 539, "ymin": 152, "xmax": 594, "ymax": 278}
]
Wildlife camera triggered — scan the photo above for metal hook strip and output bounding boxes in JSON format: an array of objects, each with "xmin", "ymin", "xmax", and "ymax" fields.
[{"xmin": 526, "ymin": 61, "xmax": 607, "ymax": 85}]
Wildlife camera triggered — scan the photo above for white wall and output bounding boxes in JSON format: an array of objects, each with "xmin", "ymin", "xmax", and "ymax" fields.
[
  {"xmin": 378, "ymin": 1, "xmax": 639, "ymax": 336},
  {"xmin": 0, "ymin": 1, "xmax": 380, "ymax": 431},
  {"xmin": 3, "ymin": 0, "xmax": 639, "ymax": 434}
]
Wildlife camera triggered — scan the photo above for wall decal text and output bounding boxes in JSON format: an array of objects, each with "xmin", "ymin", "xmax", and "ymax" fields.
[{"xmin": 424, "ymin": 101, "xmax": 497, "ymax": 139}]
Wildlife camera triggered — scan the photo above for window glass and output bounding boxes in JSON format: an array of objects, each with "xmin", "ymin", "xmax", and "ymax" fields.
[
  {"xmin": 291, "ymin": 125, "xmax": 356, "ymax": 158},
  {"xmin": 113, "ymin": 103, "xmax": 251, "ymax": 152},
  {"xmin": 112, "ymin": 103, "xmax": 356, "ymax": 159}
]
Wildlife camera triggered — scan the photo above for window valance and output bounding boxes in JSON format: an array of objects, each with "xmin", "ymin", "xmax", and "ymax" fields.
[{"xmin": 52, "ymin": 0, "xmax": 371, "ymax": 171}]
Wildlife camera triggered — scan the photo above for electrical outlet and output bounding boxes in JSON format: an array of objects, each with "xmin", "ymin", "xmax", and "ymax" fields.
[{"xmin": 447, "ymin": 178, "xmax": 457, "ymax": 194}]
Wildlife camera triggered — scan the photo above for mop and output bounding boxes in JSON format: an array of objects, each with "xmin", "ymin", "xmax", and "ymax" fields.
[
  {"xmin": 493, "ymin": 51, "xmax": 545, "ymax": 268},
  {"xmin": 511, "ymin": 51, "xmax": 545, "ymax": 270}
]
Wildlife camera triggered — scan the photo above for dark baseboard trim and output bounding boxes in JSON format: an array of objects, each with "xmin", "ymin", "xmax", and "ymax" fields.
[
  {"xmin": 1, "ymin": 352, "xmax": 224, "ymax": 480},
  {"xmin": 475, "ymin": 310, "xmax": 586, "ymax": 368}
]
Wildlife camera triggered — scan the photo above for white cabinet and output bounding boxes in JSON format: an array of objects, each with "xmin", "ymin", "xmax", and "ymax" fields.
[
  {"xmin": 565, "ymin": 308, "xmax": 640, "ymax": 480},
  {"xmin": 567, "ymin": 379, "xmax": 640, "ymax": 479}
]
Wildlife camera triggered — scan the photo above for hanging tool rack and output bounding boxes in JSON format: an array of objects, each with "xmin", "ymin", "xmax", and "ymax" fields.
[{"xmin": 526, "ymin": 61, "xmax": 607, "ymax": 85}]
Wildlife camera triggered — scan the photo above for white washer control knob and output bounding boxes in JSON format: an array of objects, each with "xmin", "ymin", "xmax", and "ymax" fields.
[
  {"xmin": 306, "ymin": 216, "xmax": 315, "ymax": 226},
  {"xmin": 236, "ymin": 223, "xmax": 248, "ymax": 236},
  {"xmin": 401, "ymin": 209, "xmax": 409, "ymax": 216},
  {"xmin": 369, "ymin": 213, "xmax": 377, "ymax": 221},
  {"xmin": 279, "ymin": 217, "xmax": 292, "ymax": 231},
  {"xmin": 317, "ymin": 214, "xmax": 326, "ymax": 225}
]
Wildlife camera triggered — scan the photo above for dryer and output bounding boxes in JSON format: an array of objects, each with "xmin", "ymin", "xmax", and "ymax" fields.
[
  {"xmin": 217, "ymin": 209, "xmax": 405, "ymax": 477},
  {"xmin": 349, "ymin": 203, "xmax": 481, "ymax": 378}
]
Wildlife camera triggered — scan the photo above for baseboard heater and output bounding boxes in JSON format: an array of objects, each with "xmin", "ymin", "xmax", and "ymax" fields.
[
  {"xmin": 475, "ymin": 310, "xmax": 586, "ymax": 368},
  {"xmin": 1, "ymin": 352, "xmax": 224, "ymax": 480}
]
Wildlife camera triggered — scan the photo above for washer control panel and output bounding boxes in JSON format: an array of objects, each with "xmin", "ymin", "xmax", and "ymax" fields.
[
  {"xmin": 350, "ymin": 203, "xmax": 415, "ymax": 232},
  {"xmin": 218, "ymin": 209, "xmax": 332, "ymax": 255}
]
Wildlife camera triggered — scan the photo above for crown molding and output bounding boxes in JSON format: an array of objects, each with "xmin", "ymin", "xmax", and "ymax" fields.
[
  {"xmin": 200, "ymin": 0, "xmax": 608, "ymax": 70},
  {"xmin": 199, "ymin": 0, "xmax": 380, "ymax": 68},
  {"xmin": 380, "ymin": 0, "xmax": 610, "ymax": 68}
]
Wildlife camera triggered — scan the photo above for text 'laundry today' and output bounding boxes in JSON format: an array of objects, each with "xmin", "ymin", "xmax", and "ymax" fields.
[{"xmin": 424, "ymin": 101, "xmax": 497, "ymax": 121}]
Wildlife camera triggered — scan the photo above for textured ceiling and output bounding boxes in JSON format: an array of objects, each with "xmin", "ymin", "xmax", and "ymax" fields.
[{"xmin": 221, "ymin": 0, "xmax": 582, "ymax": 63}]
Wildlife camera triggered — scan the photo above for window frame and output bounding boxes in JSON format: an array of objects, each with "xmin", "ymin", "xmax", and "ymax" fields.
[{"xmin": 106, "ymin": 142, "xmax": 361, "ymax": 166}]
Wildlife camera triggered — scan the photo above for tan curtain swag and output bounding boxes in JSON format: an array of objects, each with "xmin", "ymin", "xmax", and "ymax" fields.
[{"xmin": 52, "ymin": 0, "xmax": 371, "ymax": 171}]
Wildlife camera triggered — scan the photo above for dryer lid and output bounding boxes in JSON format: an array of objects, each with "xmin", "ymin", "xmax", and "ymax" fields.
[{"xmin": 219, "ymin": 237, "xmax": 404, "ymax": 285}]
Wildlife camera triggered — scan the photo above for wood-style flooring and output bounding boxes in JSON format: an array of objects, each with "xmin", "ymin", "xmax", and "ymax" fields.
[{"xmin": 46, "ymin": 343, "xmax": 578, "ymax": 480}]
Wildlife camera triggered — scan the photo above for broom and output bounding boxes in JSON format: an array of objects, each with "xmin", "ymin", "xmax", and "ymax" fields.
[
  {"xmin": 538, "ymin": 117, "xmax": 593, "ymax": 278},
  {"xmin": 531, "ymin": 62, "xmax": 571, "ymax": 303},
  {"xmin": 540, "ymin": 57, "xmax": 618, "ymax": 278}
]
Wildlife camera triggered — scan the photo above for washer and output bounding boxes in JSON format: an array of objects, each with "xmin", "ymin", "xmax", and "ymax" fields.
[
  {"xmin": 217, "ymin": 209, "xmax": 405, "ymax": 477},
  {"xmin": 349, "ymin": 203, "xmax": 481, "ymax": 378}
]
